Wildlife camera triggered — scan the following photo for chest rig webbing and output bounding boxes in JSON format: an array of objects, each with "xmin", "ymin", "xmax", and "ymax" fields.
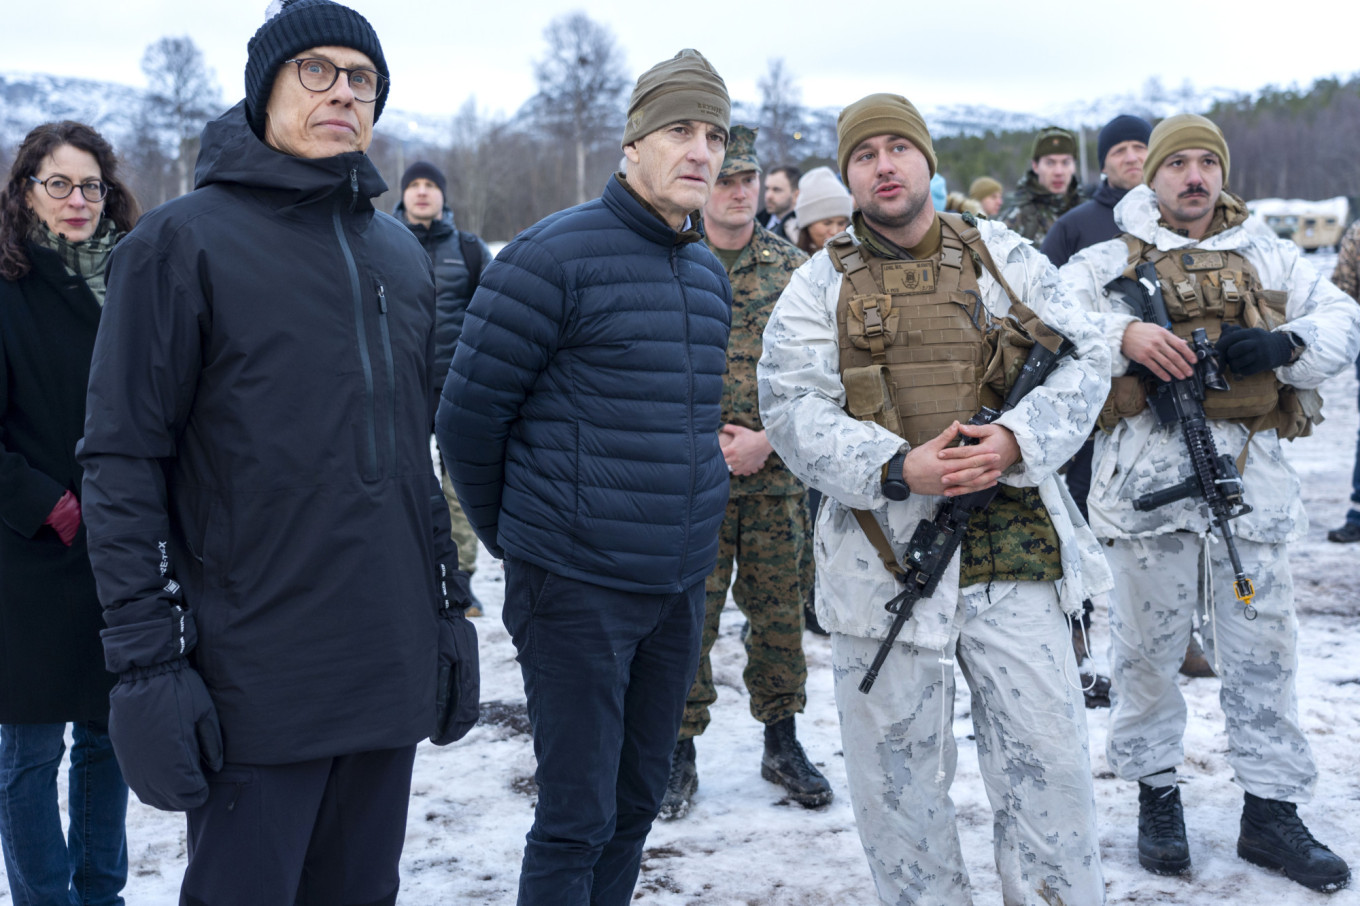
[
  {"xmin": 1102, "ymin": 234, "xmax": 1315, "ymax": 441},
  {"xmin": 826, "ymin": 213, "xmax": 1062, "ymax": 585}
]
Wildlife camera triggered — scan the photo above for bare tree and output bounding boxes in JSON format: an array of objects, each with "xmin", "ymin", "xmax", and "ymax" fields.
[
  {"xmin": 527, "ymin": 11, "xmax": 628, "ymax": 205},
  {"xmin": 141, "ymin": 36, "xmax": 221, "ymax": 197},
  {"xmin": 757, "ymin": 59, "xmax": 805, "ymax": 167}
]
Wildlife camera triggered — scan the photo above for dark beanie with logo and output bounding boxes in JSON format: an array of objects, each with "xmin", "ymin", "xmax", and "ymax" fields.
[{"xmin": 244, "ymin": 0, "xmax": 389, "ymax": 140}]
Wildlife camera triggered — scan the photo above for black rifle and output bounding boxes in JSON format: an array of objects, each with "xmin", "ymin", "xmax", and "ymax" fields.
[
  {"xmin": 1108, "ymin": 262, "xmax": 1257, "ymax": 619},
  {"xmin": 858, "ymin": 334, "xmax": 1075, "ymax": 694}
]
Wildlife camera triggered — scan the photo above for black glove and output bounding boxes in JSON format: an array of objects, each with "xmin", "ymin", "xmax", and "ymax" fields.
[
  {"xmin": 107, "ymin": 658, "xmax": 223, "ymax": 811},
  {"xmin": 431, "ymin": 603, "xmax": 480, "ymax": 745},
  {"xmin": 1215, "ymin": 323, "xmax": 1295, "ymax": 376}
]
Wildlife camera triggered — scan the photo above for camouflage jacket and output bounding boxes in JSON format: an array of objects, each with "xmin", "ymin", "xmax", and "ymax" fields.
[
  {"xmin": 757, "ymin": 220, "xmax": 1113, "ymax": 648},
  {"xmin": 1061, "ymin": 186, "xmax": 1360, "ymax": 542},
  {"xmin": 1332, "ymin": 219, "xmax": 1360, "ymax": 302},
  {"xmin": 1000, "ymin": 171, "xmax": 1083, "ymax": 246},
  {"xmin": 707, "ymin": 225, "xmax": 808, "ymax": 496}
]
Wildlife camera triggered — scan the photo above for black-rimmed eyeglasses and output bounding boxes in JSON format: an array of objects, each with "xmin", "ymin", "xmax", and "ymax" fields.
[
  {"xmin": 283, "ymin": 58, "xmax": 386, "ymax": 103},
  {"xmin": 29, "ymin": 175, "xmax": 108, "ymax": 202}
]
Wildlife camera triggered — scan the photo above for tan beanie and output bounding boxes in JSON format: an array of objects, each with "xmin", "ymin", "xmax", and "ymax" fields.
[
  {"xmin": 836, "ymin": 93, "xmax": 936, "ymax": 182},
  {"xmin": 794, "ymin": 167, "xmax": 853, "ymax": 228},
  {"xmin": 968, "ymin": 176, "xmax": 1003, "ymax": 201},
  {"xmin": 1143, "ymin": 113, "xmax": 1230, "ymax": 186},
  {"xmin": 622, "ymin": 49, "xmax": 730, "ymax": 148}
]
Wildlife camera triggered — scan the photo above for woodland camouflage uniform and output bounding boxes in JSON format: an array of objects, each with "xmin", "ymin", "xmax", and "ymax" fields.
[
  {"xmin": 684, "ymin": 220, "xmax": 812, "ymax": 739},
  {"xmin": 1000, "ymin": 170, "xmax": 1083, "ymax": 246}
]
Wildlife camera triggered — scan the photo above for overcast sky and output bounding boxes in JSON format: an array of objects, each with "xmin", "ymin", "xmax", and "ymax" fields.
[{"xmin": 8, "ymin": 0, "xmax": 1355, "ymax": 130}]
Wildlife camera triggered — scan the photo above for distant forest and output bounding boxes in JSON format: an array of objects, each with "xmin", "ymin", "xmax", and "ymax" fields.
[
  {"xmin": 935, "ymin": 75, "xmax": 1360, "ymax": 207},
  {"xmin": 4, "ymin": 18, "xmax": 1356, "ymax": 241}
]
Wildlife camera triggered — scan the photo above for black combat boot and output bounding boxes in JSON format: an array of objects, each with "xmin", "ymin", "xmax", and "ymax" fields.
[
  {"xmin": 658, "ymin": 738, "xmax": 697, "ymax": 821},
  {"xmin": 1238, "ymin": 792, "xmax": 1351, "ymax": 892},
  {"xmin": 761, "ymin": 717, "xmax": 833, "ymax": 808},
  {"xmin": 1138, "ymin": 779, "xmax": 1191, "ymax": 875}
]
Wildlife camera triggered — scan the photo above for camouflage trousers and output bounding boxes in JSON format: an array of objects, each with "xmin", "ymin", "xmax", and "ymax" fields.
[
  {"xmin": 680, "ymin": 492, "xmax": 811, "ymax": 739},
  {"xmin": 1105, "ymin": 533, "xmax": 1317, "ymax": 801},
  {"xmin": 439, "ymin": 465, "xmax": 479, "ymax": 574},
  {"xmin": 832, "ymin": 582, "xmax": 1104, "ymax": 906}
]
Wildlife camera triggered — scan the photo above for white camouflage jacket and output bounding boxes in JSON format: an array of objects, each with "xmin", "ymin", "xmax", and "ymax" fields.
[
  {"xmin": 1060, "ymin": 185, "xmax": 1360, "ymax": 543},
  {"xmin": 757, "ymin": 220, "xmax": 1113, "ymax": 649}
]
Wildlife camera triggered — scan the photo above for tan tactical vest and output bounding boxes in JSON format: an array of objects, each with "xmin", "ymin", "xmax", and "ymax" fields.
[
  {"xmin": 827, "ymin": 213, "xmax": 1063, "ymax": 583},
  {"xmin": 1101, "ymin": 234, "xmax": 1317, "ymax": 440}
]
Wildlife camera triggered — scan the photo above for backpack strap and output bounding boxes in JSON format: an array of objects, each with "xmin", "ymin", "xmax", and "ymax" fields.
[{"xmin": 458, "ymin": 232, "xmax": 484, "ymax": 294}]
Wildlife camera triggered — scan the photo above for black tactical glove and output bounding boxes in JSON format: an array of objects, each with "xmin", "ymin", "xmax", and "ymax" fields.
[
  {"xmin": 107, "ymin": 658, "xmax": 223, "ymax": 811},
  {"xmin": 1215, "ymin": 323, "xmax": 1296, "ymax": 376},
  {"xmin": 431, "ymin": 560, "xmax": 479, "ymax": 745}
]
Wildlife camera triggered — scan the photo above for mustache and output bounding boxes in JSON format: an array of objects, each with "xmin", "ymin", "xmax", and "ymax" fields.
[{"xmin": 1179, "ymin": 185, "xmax": 1210, "ymax": 199}]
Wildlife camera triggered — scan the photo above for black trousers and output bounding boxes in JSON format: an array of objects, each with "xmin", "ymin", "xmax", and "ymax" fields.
[{"xmin": 179, "ymin": 745, "xmax": 417, "ymax": 906}]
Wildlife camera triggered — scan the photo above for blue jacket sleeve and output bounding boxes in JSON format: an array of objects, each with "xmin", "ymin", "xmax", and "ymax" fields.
[{"xmin": 435, "ymin": 235, "xmax": 568, "ymax": 558}]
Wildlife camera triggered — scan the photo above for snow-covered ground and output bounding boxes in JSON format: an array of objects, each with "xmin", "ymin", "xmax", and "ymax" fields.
[{"xmin": 6, "ymin": 250, "xmax": 1358, "ymax": 904}]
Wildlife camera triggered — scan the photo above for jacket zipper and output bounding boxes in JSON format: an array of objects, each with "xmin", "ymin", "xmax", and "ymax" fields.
[
  {"xmin": 673, "ymin": 245, "xmax": 696, "ymax": 586},
  {"xmin": 333, "ymin": 176, "xmax": 379, "ymax": 477},
  {"xmin": 376, "ymin": 282, "xmax": 398, "ymax": 472}
]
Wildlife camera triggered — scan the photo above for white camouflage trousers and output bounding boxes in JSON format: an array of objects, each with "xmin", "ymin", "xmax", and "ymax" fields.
[
  {"xmin": 832, "ymin": 581, "xmax": 1104, "ymax": 906},
  {"xmin": 1105, "ymin": 533, "xmax": 1317, "ymax": 801}
]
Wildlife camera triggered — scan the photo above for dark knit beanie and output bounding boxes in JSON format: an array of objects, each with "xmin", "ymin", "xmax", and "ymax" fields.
[
  {"xmin": 1097, "ymin": 114, "xmax": 1152, "ymax": 168},
  {"xmin": 1144, "ymin": 113, "xmax": 1230, "ymax": 186},
  {"xmin": 1031, "ymin": 126, "xmax": 1076, "ymax": 161},
  {"xmin": 400, "ymin": 161, "xmax": 447, "ymax": 195},
  {"xmin": 244, "ymin": 0, "xmax": 389, "ymax": 140},
  {"xmin": 622, "ymin": 49, "xmax": 730, "ymax": 148},
  {"xmin": 836, "ymin": 93, "xmax": 936, "ymax": 182}
]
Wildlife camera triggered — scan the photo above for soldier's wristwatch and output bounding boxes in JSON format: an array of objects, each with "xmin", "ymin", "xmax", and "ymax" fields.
[{"xmin": 881, "ymin": 450, "xmax": 910, "ymax": 501}]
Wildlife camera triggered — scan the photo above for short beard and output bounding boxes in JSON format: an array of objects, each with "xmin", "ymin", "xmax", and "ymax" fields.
[{"xmin": 860, "ymin": 189, "xmax": 930, "ymax": 233}]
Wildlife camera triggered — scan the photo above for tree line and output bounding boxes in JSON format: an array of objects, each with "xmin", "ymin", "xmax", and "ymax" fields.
[{"xmin": 6, "ymin": 15, "xmax": 1357, "ymax": 240}]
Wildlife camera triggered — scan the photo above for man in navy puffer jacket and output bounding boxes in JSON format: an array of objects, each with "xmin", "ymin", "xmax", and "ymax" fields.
[{"xmin": 437, "ymin": 49, "xmax": 731, "ymax": 906}]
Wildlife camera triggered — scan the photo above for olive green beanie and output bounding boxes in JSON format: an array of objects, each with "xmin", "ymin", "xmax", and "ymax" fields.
[
  {"xmin": 836, "ymin": 93, "xmax": 936, "ymax": 182},
  {"xmin": 622, "ymin": 49, "xmax": 730, "ymax": 148},
  {"xmin": 1143, "ymin": 113, "xmax": 1230, "ymax": 186},
  {"xmin": 1031, "ymin": 126, "xmax": 1076, "ymax": 161},
  {"xmin": 968, "ymin": 176, "xmax": 1003, "ymax": 201}
]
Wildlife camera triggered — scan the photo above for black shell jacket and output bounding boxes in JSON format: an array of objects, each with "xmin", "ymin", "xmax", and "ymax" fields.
[{"xmin": 80, "ymin": 103, "xmax": 452, "ymax": 764}]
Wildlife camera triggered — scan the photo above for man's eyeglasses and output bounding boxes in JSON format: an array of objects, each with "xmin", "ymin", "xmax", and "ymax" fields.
[
  {"xmin": 29, "ymin": 175, "xmax": 108, "ymax": 202},
  {"xmin": 283, "ymin": 59, "xmax": 386, "ymax": 103}
]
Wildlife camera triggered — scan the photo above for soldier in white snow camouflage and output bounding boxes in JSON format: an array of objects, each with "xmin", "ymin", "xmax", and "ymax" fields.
[
  {"xmin": 759, "ymin": 93, "xmax": 1112, "ymax": 906},
  {"xmin": 1061, "ymin": 113, "xmax": 1356, "ymax": 892}
]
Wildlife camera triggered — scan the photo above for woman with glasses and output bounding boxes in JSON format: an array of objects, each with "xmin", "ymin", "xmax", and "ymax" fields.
[{"xmin": 0, "ymin": 120, "xmax": 140, "ymax": 906}]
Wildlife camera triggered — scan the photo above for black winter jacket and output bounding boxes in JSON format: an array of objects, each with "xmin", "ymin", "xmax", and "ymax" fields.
[
  {"xmin": 1040, "ymin": 180, "xmax": 1130, "ymax": 267},
  {"xmin": 0, "ymin": 244, "xmax": 114, "ymax": 722},
  {"xmin": 436, "ymin": 175, "xmax": 731, "ymax": 595},
  {"xmin": 80, "ymin": 103, "xmax": 452, "ymax": 764},
  {"xmin": 393, "ymin": 204, "xmax": 492, "ymax": 396}
]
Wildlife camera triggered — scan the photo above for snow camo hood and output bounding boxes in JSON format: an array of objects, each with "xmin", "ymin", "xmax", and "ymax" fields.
[{"xmin": 194, "ymin": 101, "xmax": 388, "ymax": 209}]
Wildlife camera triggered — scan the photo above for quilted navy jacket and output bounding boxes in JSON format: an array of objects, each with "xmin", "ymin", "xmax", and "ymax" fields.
[{"xmin": 436, "ymin": 175, "xmax": 731, "ymax": 594}]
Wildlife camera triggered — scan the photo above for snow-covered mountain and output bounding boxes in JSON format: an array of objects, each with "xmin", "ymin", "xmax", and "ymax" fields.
[{"xmin": 0, "ymin": 70, "xmax": 1242, "ymax": 155}]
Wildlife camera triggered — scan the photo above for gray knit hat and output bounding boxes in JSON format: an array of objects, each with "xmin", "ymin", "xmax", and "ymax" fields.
[
  {"xmin": 622, "ymin": 49, "xmax": 730, "ymax": 148},
  {"xmin": 245, "ymin": 0, "xmax": 389, "ymax": 140}
]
